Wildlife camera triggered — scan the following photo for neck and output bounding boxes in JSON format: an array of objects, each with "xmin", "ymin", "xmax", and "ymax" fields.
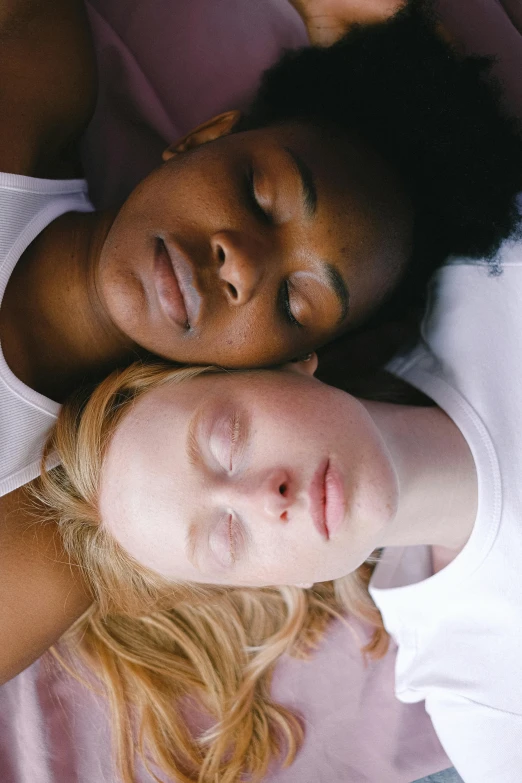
[
  {"xmin": 362, "ymin": 401, "xmax": 478, "ymax": 553},
  {"xmin": 0, "ymin": 210, "xmax": 142, "ymax": 401}
]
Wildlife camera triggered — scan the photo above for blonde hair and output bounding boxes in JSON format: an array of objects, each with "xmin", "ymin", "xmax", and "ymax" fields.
[{"xmin": 35, "ymin": 362, "xmax": 387, "ymax": 783}]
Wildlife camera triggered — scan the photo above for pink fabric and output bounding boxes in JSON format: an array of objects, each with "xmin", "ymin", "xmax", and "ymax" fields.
[
  {"xmin": 0, "ymin": 620, "xmax": 448, "ymax": 783},
  {"xmin": 2, "ymin": 1, "xmax": 521, "ymax": 781},
  {"xmin": 81, "ymin": 0, "xmax": 308, "ymax": 207}
]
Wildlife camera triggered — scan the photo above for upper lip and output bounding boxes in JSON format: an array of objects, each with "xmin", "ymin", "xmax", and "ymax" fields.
[
  {"xmin": 161, "ymin": 238, "xmax": 202, "ymax": 327},
  {"xmin": 309, "ymin": 459, "xmax": 330, "ymax": 540}
]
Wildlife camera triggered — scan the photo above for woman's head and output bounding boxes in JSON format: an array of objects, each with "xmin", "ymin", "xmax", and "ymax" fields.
[
  {"xmin": 41, "ymin": 360, "xmax": 398, "ymax": 597},
  {"xmin": 98, "ymin": 116, "xmax": 411, "ymax": 368},
  {"xmin": 96, "ymin": 2, "xmax": 522, "ymax": 368},
  {"xmin": 39, "ymin": 363, "xmax": 388, "ymax": 783}
]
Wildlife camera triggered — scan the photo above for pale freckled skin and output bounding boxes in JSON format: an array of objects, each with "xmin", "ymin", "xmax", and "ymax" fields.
[{"xmin": 99, "ymin": 367, "xmax": 399, "ymax": 587}]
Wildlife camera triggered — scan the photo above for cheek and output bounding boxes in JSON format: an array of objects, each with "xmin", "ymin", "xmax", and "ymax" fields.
[
  {"xmin": 205, "ymin": 306, "xmax": 294, "ymax": 367},
  {"xmin": 132, "ymin": 506, "xmax": 194, "ymax": 580},
  {"xmin": 102, "ymin": 272, "xmax": 149, "ymax": 340},
  {"xmin": 246, "ymin": 521, "xmax": 325, "ymax": 586}
]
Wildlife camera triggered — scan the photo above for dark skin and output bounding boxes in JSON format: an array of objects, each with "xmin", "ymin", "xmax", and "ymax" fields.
[
  {"xmin": 0, "ymin": 0, "xmax": 96, "ymax": 178},
  {"xmin": 287, "ymin": 0, "xmax": 406, "ymax": 45},
  {"xmin": 0, "ymin": 489, "xmax": 89, "ymax": 684},
  {"xmin": 0, "ymin": 0, "xmax": 412, "ymax": 683},
  {"xmin": 1, "ymin": 117, "xmax": 412, "ymax": 400},
  {"xmin": 0, "ymin": 0, "xmax": 97, "ymax": 685}
]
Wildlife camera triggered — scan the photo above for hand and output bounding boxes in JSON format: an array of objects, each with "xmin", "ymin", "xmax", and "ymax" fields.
[{"xmin": 288, "ymin": 0, "xmax": 406, "ymax": 46}]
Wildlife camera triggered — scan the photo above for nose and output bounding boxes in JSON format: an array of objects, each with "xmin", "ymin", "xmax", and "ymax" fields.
[
  {"xmin": 211, "ymin": 230, "xmax": 264, "ymax": 305},
  {"xmin": 257, "ymin": 469, "xmax": 293, "ymax": 521}
]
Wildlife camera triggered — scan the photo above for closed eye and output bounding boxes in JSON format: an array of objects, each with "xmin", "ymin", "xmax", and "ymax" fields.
[
  {"xmin": 280, "ymin": 280, "xmax": 303, "ymax": 328},
  {"xmin": 228, "ymin": 513, "xmax": 246, "ymax": 565},
  {"xmin": 227, "ymin": 514, "xmax": 236, "ymax": 562},
  {"xmin": 245, "ymin": 165, "xmax": 271, "ymax": 223},
  {"xmin": 208, "ymin": 408, "xmax": 248, "ymax": 474},
  {"xmin": 209, "ymin": 512, "xmax": 244, "ymax": 568},
  {"xmin": 228, "ymin": 411, "xmax": 241, "ymax": 471}
]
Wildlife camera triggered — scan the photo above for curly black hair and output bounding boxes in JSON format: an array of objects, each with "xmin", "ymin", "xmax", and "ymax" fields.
[{"xmin": 237, "ymin": 0, "xmax": 522, "ymax": 326}]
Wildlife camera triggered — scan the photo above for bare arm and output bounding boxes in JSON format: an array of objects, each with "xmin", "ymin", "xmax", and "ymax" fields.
[
  {"xmin": 0, "ymin": 487, "xmax": 91, "ymax": 685},
  {"xmin": 0, "ymin": 0, "xmax": 97, "ymax": 177}
]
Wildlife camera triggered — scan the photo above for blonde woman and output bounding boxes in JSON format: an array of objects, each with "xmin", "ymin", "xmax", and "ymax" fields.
[{"xmin": 32, "ymin": 357, "xmax": 401, "ymax": 783}]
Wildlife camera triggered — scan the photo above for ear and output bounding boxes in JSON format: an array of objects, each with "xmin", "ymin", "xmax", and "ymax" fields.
[
  {"xmin": 283, "ymin": 352, "xmax": 318, "ymax": 377},
  {"xmin": 162, "ymin": 110, "xmax": 242, "ymax": 161}
]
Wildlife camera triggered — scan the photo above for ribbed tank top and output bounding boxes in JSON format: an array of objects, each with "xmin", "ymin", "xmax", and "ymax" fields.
[{"xmin": 0, "ymin": 173, "xmax": 93, "ymax": 496}]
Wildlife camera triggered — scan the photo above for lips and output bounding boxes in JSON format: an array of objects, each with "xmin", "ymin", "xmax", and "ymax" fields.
[
  {"xmin": 323, "ymin": 460, "xmax": 346, "ymax": 538},
  {"xmin": 309, "ymin": 459, "xmax": 346, "ymax": 540},
  {"xmin": 153, "ymin": 238, "xmax": 202, "ymax": 329},
  {"xmin": 309, "ymin": 459, "xmax": 330, "ymax": 540}
]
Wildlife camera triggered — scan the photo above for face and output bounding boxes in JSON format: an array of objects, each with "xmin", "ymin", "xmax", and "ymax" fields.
[
  {"xmin": 99, "ymin": 367, "xmax": 399, "ymax": 587},
  {"xmin": 97, "ymin": 118, "xmax": 411, "ymax": 367}
]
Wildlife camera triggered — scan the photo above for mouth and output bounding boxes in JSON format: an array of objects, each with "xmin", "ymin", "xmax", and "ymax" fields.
[
  {"xmin": 309, "ymin": 459, "xmax": 346, "ymax": 540},
  {"xmin": 153, "ymin": 238, "xmax": 202, "ymax": 329}
]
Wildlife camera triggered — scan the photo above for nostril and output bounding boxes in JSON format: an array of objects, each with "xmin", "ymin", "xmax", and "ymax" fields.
[
  {"xmin": 279, "ymin": 483, "xmax": 287, "ymax": 496},
  {"xmin": 217, "ymin": 245, "xmax": 225, "ymax": 265},
  {"xmin": 227, "ymin": 282, "xmax": 238, "ymax": 300}
]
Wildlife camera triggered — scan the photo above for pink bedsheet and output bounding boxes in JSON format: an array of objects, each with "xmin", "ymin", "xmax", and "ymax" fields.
[
  {"xmin": 1, "ymin": 1, "xmax": 521, "ymax": 781},
  {"xmin": 0, "ymin": 619, "xmax": 447, "ymax": 783},
  {"xmin": 82, "ymin": 0, "xmax": 308, "ymax": 208}
]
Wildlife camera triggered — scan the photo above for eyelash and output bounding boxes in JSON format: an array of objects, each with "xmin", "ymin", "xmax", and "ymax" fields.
[
  {"xmin": 227, "ymin": 513, "xmax": 236, "ymax": 562},
  {"xmin": 228, "ymin": 412, "xmax": 240, "ymax": 471},
  {"xmin": 246, "ymin": 165, "xmax": 271, "ymax": 223},
  {"xmin": 282, "ymin": 280, "xmax": 302, "ymax": 328},
  {"xmin": 245, "ymin": 165, "xmax": 302, "ymax": 329}
]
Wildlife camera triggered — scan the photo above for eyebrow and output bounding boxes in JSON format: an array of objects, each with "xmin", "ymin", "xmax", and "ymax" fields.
[
  {"xmin": 326, "ymin": 263, "xmax": 350, "ymax": 325},
  {"xmin": 185, "ymin": 411, "xmax": 204, "ymax": 569},
  {"xmin": 285, "ymin": 147, "xmax": 318, "ymax": 219},
  {"xmin": 186, "ymin": 518, "xmax": 201, "ymax": 570},
  {"xmin": 284, "ymin": 148, "xmax": 350, "ymax": 324},
  {"xmin": 186, "ymin": 406, "xmax": 204, "ymax": 468}
]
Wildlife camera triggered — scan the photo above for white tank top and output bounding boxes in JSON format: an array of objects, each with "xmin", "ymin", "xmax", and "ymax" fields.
[{"xmin": 0, "ymin": 173, "xmax": 93, "ymax": 496}]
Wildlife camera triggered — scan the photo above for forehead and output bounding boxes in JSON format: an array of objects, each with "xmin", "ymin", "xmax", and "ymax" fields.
[
  {"xmin": 127, "ymin": 370, "xmax": 316, "ymax": 423},
  {"xmin": 107, "ymin": 369, "xmax": 324, "ymax": 454},
  {"xmin": 233, "ymin": 121, "xmax": 410, "ymax": 310},
  {"xmin": 232, "ymin": 121, "xmax": 363, "ymax": 188},
  {"xmin": 234, "ymin": 120, "xmax": 380, "ymax": 195}
]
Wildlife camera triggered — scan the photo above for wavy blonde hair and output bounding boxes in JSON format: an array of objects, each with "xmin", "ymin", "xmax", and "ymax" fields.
[{"xmin": 34, "ymin": 362, "xmax": 387, "ymax": 783}]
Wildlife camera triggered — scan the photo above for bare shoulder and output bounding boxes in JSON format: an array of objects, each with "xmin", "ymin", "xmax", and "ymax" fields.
[
  {"xmin": 0, "ymin": 0, "xmax": 97, "ymax": 177},
  {"xmin": 0, "ymin": 486, "xmax": 91, "ymax": 685}
]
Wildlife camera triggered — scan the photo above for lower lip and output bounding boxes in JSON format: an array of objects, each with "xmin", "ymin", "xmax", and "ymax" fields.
[
  {"xmin": 310, "ymin": 459, "xmax": 330, "ymax": 540},
  {"xmin": 324, "ymin": 461, "xmax": 346, "ymax": 538},
  {"xmin": 153, "ymin": 239, "xmax": 189, "ymax": 328}
]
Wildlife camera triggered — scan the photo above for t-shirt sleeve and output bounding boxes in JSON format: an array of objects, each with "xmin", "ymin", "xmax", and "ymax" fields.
[{"xmin": 426, "ymin": 693, "xmax": 522, "ymax": 782}]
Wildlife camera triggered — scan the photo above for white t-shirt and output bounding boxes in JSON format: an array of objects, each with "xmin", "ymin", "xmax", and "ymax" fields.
[
  {"xmin": 369, "ymin": 236, "xmax": 522, "ymax": 782},
  {"xmin": 0, "ymin": 173, "xmax": 93, "ymax": 497}
]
